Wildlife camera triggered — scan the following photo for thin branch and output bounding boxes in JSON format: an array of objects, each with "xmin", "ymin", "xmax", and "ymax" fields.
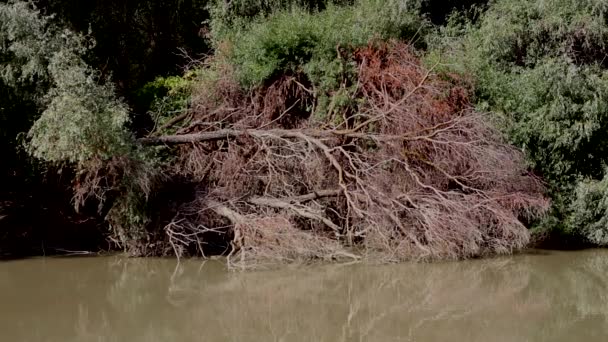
[{"xmin": 151, "ymin": 112, "xmax": 190, "ymax": 136}]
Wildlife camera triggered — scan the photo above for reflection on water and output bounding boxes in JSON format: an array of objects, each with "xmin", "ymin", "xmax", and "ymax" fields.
[{"xmin": 1, "ymin": 250, "xmax": 608, "ymax": 341}]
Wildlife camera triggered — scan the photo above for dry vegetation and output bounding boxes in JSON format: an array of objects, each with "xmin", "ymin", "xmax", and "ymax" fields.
[{"xmin": 141, "ymin": 41, "xmax": 548, "ymax": 268}]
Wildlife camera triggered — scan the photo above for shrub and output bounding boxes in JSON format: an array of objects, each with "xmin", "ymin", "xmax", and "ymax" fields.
[
  {"xmin": 435, "ymin": 0, "xmax": 608, "ymax": 242},
  {"xmin": 218, "ymin": 0, "xmax": 427, "ymax": 88},
  {"xmin": 207, "ymin": 0, "xmax": 355, "ymax": 40},
  {"xmin": 420, "ymin": 0, "xmax": 488, "ymax": 25},
  {"xmin": 27, "ymin": 53, "xmax": 132, "ymax": 164},
  {"xmin": 1, "ymin": 0, "xmax": 133, "ymax": 166},
  {"xmin": 208, "ymin": 0, "xmax": 428, "ymax": 121},
  {"xmin": 136, "ymin": 72, "xmax": 200, "ymax": 134},
  {"xmin": 569, "ymin": 174, "xmax": 608, "ymax": 245},
  {"xmin": 471, "ymin": 0, "xmax": 608, "ymax": 68},
  {"xmin": 0, "ymin": 1, "xmax": 56, "ymax": 179},
  {"xmin": 488, "ymin": 60, "xmax": 608, "ymax": 188}
]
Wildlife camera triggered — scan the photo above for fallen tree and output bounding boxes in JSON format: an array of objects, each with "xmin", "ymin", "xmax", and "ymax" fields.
[{"xmin": 141, "ymin": 41, "xmax": 548, "ymax": 268}]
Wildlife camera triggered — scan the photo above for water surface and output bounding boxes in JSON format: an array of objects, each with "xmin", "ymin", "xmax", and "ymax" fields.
[{"xmin": 1, "ymin": 250, "xmax": 608, "ymax": 341}]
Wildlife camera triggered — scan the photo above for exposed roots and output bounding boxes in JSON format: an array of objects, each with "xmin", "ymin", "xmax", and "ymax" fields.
[{"xmin": 148, "ymin": 41, "xmax": 548, "ymax": 268}]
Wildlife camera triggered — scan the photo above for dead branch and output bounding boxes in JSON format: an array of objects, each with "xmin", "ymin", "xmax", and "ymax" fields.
[
  {"xmin": 139, "ymin": 128, "xmax": 332, "ymax": 145},
  {"xmin": 151, "ymin": 112, "xmax": 190, "ymax": 136},
  {"xmin": 152, "ymin": 41, "xmax": 548, "ymax": 268},
  {"xmin": 248, "ymin": 196, "xmax": 342, "ymax": 237}
]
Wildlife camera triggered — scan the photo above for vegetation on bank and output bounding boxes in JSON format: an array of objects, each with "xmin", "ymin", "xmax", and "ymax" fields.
[
  {"xmin": 432, "ymin": 0, "xmax": 608, "ymax": 244},
  {"xmin": 2, "ymin": 0, "xmax": 608, "ymax": 266}
]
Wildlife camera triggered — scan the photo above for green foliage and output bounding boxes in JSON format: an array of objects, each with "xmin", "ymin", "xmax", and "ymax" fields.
[
  {"xmin": 471, "ymin": 0, "xmax": 608, "ymax": 72},
  {"xmin": 0, "ymin": 1, "xmax": 53, "ymax": 176},
  {"xmin": 1, "ymin": 0, "xmax": 133, "ymax": 167},
  {"xmin": 419, "ymin": 0, "xmax": 488, "ymax": 25},
  {"xmin": 136, "ymin": 71, "xmax": 199, "ymax": 132},
  {"xmin": 103, "ymin": 154, "xmax": 160, "ymax": 254},
  {"xmin": 569, "ymin": 175, "xmax": 608, "ymax": 245},
  {"xmin": 221, "ymin": 0, "xmax": 427, "ymax": 88},
  {"xmin": 209, "ymin": 0, "xmax": 490, "ymax": 37},
  {"xmin": 490, "ymin": 60, "xmax": 608, "ymax": 187},
  {"xmin": 434, "ymin": 0, "xmax": 608, "ymax": 243},
  {"xmin": 27, "ymin": 52, "xmax": 132, "ymax": 164},
  {"xmin": 1, "ymin": 1, "xmax": 159, "ymax": 252},
  {"xmin": 0, "ymin": 1, "xmax": 51, "ymax": 85},
  {"xmin": 209, "ymin": 0, "xmax": 427, "ymax": 120},
  {"xmin": 1, "ymin": 1, "xmax": 130, "ymax": 167},
  {"xmin": 207, "ymin": 0, "xmax": 352, "ymax": 41}
]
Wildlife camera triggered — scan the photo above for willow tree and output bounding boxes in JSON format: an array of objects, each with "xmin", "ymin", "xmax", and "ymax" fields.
[{"xmin": 1, "ymin": 0, "xmax": 156, "ymax": 254}]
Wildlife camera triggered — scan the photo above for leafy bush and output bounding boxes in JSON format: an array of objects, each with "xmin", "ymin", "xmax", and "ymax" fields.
[
  {"xmin": 208, "ymin": 0, "xmax": 428, "ymax": 120},
  {"xmin": 419, "ymin": 0, "xmax": 488, "ymax": 24},
  {"xmin": 219, "ymin": 0, "xmax": 427, "ymax": 88},
  {"xmin": 136, "ymin": 72, "xmax": 199, "ymax": 133},
  {"xmin": 207, "ymin": 0, "xmax": 354, "ymax": 40},
  {"xmin": 1, "ymin": 1, "xmax": 161, "ymax": 253},
  {"xmin": 472, "ymin": 0, "xmax": 608, "ymax": 68},
  {"xmin": 28, "ymin": 53, "xmax": 132, "ymax": 164},
  {"xmin": 434, "ymin": 0, "xmax": 608, "ymax": 242},
  {"xmin": 568, "ymin": 175, "xmax": 608, "ymax": 245},
  {"xmin": 0, "ymin": 1, "xmax": 55, "ymax": 179},
  {"xmin": 487, "ymin": 60, "xmax": 608, "ymax": 187},
  {"xmin": 1, "ymin": 1, "xmax": 133, "ymax": 165}
]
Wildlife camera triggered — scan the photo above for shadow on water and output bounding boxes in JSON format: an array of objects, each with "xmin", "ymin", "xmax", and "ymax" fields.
[{"xmin": 1, "ymin": 250, "xmax": 608, "ymax": 341}]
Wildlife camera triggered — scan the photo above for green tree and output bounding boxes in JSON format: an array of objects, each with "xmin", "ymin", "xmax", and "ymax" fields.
[
  {"xmin": 1, "ymin": 1, "xmax": 156, "ymax": 254},
  {"xmin": 437, "ymin": 0, "xmax": 608, "ymax": 243}
]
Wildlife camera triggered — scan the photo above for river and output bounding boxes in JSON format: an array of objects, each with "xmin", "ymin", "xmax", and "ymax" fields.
[{"xmin": 1, "ymin": 250, "xmax": 607, "ymax": 341}]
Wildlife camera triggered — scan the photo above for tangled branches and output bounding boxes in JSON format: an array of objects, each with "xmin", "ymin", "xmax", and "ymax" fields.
[{"xmin": 145, "ymin": 41, "xmax": 548, "ymax": 268}]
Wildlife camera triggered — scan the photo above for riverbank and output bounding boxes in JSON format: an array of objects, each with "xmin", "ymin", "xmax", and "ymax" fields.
[{"xmin": 4, "ymin": 0, "xmax": 608, "ymax": 265}]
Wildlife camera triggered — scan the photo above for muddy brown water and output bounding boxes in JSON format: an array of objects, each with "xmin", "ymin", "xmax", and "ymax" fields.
[{"xmin": 1, "ymin": 250, "xmax": 608, "ymax": 341}]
